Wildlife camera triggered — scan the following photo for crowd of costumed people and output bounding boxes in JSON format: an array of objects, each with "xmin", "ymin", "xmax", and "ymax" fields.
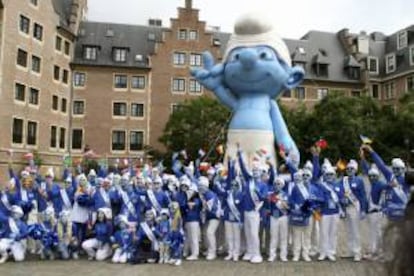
[{"xmin": 0, "ymin": 140, "xmax": 410, "ymax": 266}]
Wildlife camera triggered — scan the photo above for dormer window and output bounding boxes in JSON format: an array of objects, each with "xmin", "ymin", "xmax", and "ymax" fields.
[
  {"xmin": 397, "ymin": 31, "xmax": 408, "ymax": 50},
  {"xmin": 83, "ymin": 46, "xmax": 99, "ymax": 60},
  {"xmin": 385, "ymin": 54, "xmax": 396, "ymax": 74},
  {"xmin": 410, "ymin": 46, "xmax": 414, "ymax": 66},
  {"xmin": 368, "ymin": 56, "xmax": 379, "ymax": 74},
  {"xmin": 312, "ymin": 49, "xmax": 329, "ymax": 77},
  {"xmin": 213, "ymin": 38, "xmax": 221, "ymax": 46},
  {"xmin": 113, "ymin": 48, "xmax": 128, "ymax": 62},
  {"xmin": 348, "ymin": 67, "xmax": 360, "ymax": 80}
]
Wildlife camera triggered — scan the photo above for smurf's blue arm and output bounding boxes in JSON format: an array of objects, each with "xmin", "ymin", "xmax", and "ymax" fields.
[
  {"xmin": 270, "ymin": 100, "xmax": 300, "ymax": 167},
  {"xmin": 360, "ymin": 160, "xmax": 370, "ymax": 176},
  {"xmin": 370, "ymin": 151, "xmax": 392, "ymax": 181},
  {"xmin": 237, "ymin": 150, "xmax": 251, "ymax": 181}
]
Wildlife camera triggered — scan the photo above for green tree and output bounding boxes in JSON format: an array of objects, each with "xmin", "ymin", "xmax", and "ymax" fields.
[{"xmin": 159, "ymin": 96, "xmax": 231, "ymax": 162}]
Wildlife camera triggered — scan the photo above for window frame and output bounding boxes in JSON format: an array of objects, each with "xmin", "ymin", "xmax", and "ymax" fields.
[
  {"xmin": 295, "ymin": 86, "xmax": 306, "ymax": 100},
  {"xmin": 113, "ymin": 74, "xmax": 128, "ymax": 90},
  {"xmin": 50, "ymin": 125, "xmax": 57, "ymax": 149},
  {"xmin": 27, "ymin": 120, "xmax": 38, "ymax": 146},
  {"xmin": 61, "ymin": 98, "xmax": 67, "ymax": 113},
  {"xmin": 129, "ymin": 130, "xmax": 144, "ymax": 152},
  {"xmin": 189, "ymin": 53, "xmax": 202, "ymax": 67},
  {"xmin": 12, "ymin": 117, "xmax": 24, "ymax": 145},
  {"xmin": 52, "ymin": 95, "xmax": 59, "ymax": 111},
  {"xmin": 33, "ymin": 22, "xmax": 43, "ymax": 41},
  {"xmin": 130, "ymin": 103, "xmax": 145, "ymax": 118},
  {"xmin": 113, "ymin": 48, "xmax": 128, "ymax": 62},
  {"xmin": 59, "ymin": 127, "xmax": 66, "ymax": 149},
  {"xmin": 71, "ymin": 128, "xmax": 84, "ymax": 150},
  {"xmin": 368, "ymin": 56, "xmax": 379, "ymax": 74},
  {"xmin": 131, "ymin": 75, "xmax": 145, "ymax": 90},
  {"xmin": 73, "ymin": 72, "xmax": 86, "ymax": 88},
  {"xmin": 111, "ymin": 130, "xmax": 127, "ymax": 152},
  {"xmin": 178, "ymin": 29, "xmax": 187, "ymax": 40},
  {"xmin": 73, "ymin": 100, "xmax": 85, "ymax": 116},
  {"xmin": 14, "ymin": 82, "xmax": 26, "ymax": 102},
  {"xmin": 29, "ymin": 87, "xmax": 39, "ymax": 106},
  {"xmin": 317, "ymin": 88, "xmax": 329, "ymax": 100},
  {"xmin": 83, "ymin": 46, "xmax": 98, "ymax": 60},
  {"xmin": 385, "ymin": 54, "xmax": 396, "ymax": 74},
  {"xmin": 173, "ymin": 52, "xmax": 186, "ymax": 66},
  {"xmin": 31, "ymin": 55, "xmax": 41, "ymax": 74},
  {"xmin": 19, "ymin": 15, "xmax": 30, "ymax": 35},
  {"xmin": 397, "ymin": 31, "xmax": 408, "ymax": 50},
  {"xmin": 189, "ymin": 79, "xmax": 202, "ymax": 94},
  {"xmin": 113, "ymin": 102, "xmax": 128, "ymax": 117},
  {"xmin": 172, "ymin": 78, "xmax": 186, "ymax": 93},
  {"xmin": 17, "ymin": 48, "xmax": 28, "ymax": 68},
  {"xmin": 189, "ymin": 30, "xmax": 198, "ymax": 40}
]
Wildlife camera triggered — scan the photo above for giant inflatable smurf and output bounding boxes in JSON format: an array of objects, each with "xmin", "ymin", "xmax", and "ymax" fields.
[{"xmin": 191, "ymin": 13, "xmax": 304, "ymax": 167}]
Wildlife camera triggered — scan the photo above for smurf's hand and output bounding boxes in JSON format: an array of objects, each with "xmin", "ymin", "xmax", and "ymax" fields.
[{"xmin": 190, "ymin": 51, "xmax": 224, "ymax": 92}]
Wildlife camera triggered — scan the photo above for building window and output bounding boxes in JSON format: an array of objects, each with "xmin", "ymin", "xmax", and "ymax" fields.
[
  {"xmin": 72, "ymin": 129, "xmax": 83, "ymax": 150},
  {"xmin": 131, "ymin": 76, "xmax": 145, "ymax": 89},
  {"xmin": 15, "ymin": 83, "xmax": 26, "ymax": 102},
  {"xmin": 19, "ymin": 15, "xmax": 30, "ymax": 34},
  {"xmin": 386, "ymin": 54, "xmax": 396, "ymax": 74},
  {"xmin": 282, "ymin": 90, "xmax": 291, "ymax": 98},
  {"xmin": 348, "ymin": 67, "xmax": 360, "ymax": 80},
  {"xmin": 54, "ymin": 65, "xmax": 60, "ymax": 80},
  {"xmin": 368, "ymin": 57, "xmax": 379, "ymax": 74},
  {"xmin": 190, "ymin": 53, "xmax": 202, "ymax": 66},
  {"xmin": 61, "ymin": 98, "xmax": 67, "ymax": 113},
  {"xmin": 352, "ymin": 90, "xmax": 361, "ymax": 97},
  {"xmin": 73, "ymin": 100, "xmax": 85, "ymax": 115},
  {"xmin": 12, "ymin": 118, "xmax": 24, "ymax": 144},
  {"xmin": 50, "ymin": 126, "xmax": 57, "ymax": 148},
  {"xmin": 17, "ymin": 49, "xmax": 28, "ymax": 67},
  {"xmin": 397, "ymin": 31, "xmax": 408, "ymax": 50},
  {"xmin": 30, "ymin": 0, "xmax": 38, "ymax": 6},
  {"xmin": 315, "ymin": 64, "xmax": 328, "ymax": 77},
  {"xmin": 73, "ymin": 72, "xmax": 86, "ymax": 87},
  {"xmin": 83, "ymin": 46, "xmax": 98, "ymax": 60},
  {"xmin": 62, "ymin": 69, "xmax": 69, "ymax": 84},
  {"xmin": 295, "ymin": 87, "xmax": 306, "ymax": 100},
  {"xmin": 33, "ymin": 23, "xmax": 43, "ymax": 41},
  {"xmin": 407, "ymin": 76, "xmax": 414, "ymax": 92},
  {"xmin": 59, "ymin": 127, "xmax": 66, "ymax": 149},
  {"xmin": 171, "ymin": 104, "xmax": 182, "ymax": 114},
  {"xmin": 410, "ymin": 46, "xmax": 414, "ymax": 66},
  {"xmin": 178, "ymin": 29, "xmax": 187, "ymax": 40},
  {"xmin": 55, "ymin": 36, "xmax": 62, "ymax": 51},
  {"xmin": 131, "ymin": 103, "xmax": 144, "ymax": 117},
  {"xmin": 113, "ymin": 102, "xmax": 127, "ymax": 116},
  {"xmin": 31, "ymin": 55, "xmax": 41, "ymax": 73},
  {"xmin": 317, "ymin": 88, "xmax": 328, "ymax": 99},
  {"xmin": 27, "ymin": 121, "xmax": 37, "ymax": 146},
  {"xmin": 173, "ymin": 52, "xmax": 186, "ymax": 65},
  {"xmin": 64, "ymin": 41, "xmax": 70, "ymax": 55},
  {"xmin": 172, "ymin": 78, "xmax": 185, "ymax": 92},
  {"xmin": 113, "ymin": 48, "xmax": 127, "ymax": 62},
  {"xmin": 112, "ymin": 130, "xmax": 126, "ymax": 151},
  {"xmin": 384, "ymin": 82, "xmax": 395, "ymax": 100},
  {"xmin": 114, "ymin": 74, "xmax": 128, "ymax": 89},
  {"xmin": 52, "ymin": 95, "xmax": 58, "ymax": 110},
  {"xmin": 130, "ymin": 131, "xmax": 144, "ymax": 151},
  {"xmin": 371, "ymin": 84, "xmax": 379, "ymax": 99},
  {"xmin": 189, "ymin": 79, "xmax": 202, "ymax": 94},
  {"xmin": 189, "ymin": 30, "xmax": 198, "ymax": 40},
  {"xmin": 29, "ymin": 88, "xmax": 39, "ymax": 105}
]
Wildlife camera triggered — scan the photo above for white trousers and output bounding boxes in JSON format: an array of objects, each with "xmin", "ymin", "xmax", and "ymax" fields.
[
  {"xmin": 82, "ymin": 238, "xmax": 112, "ymax": 261},
  {"xmin": 225, "ymin": 221, "xmax": 241, "ymax": 257},
  {"xmin": 205, "ymin": 219, "xmax": 220, "ymax": 256},
  {"xmin": 0, "ymin": 239, "xmax": 27, "ymax": 262},
  {"xmin": 244, "ymin": 210, "xmax": 261, "ymax": 258},
  {"xmin": 310, "ymin": 216, "xmax": 320, "ymax": 254},
  {"xmin": 292, "ymin": 223, "xmax": 312, "ymax": 258},
  {"xmin": 320, "ymin": 214, "xmax": 339, "ymax": 256},
  {"xmin": 367, "ymin": 212, "xmax": 383, "ymax": 255},
  {"xmin": 112, "ymin": 248, "xmax": 128, "ymax": 263},
  {"xmin": 269, "ymin": 216, "xmax": 288, "ymax": 259},
  {"xmin": 345, "ymin": 206, "xmax": 361, "ymax": 257},
  {"xmin": 184, "ymin": 221, "xmax": 200, "ymax": 257}
]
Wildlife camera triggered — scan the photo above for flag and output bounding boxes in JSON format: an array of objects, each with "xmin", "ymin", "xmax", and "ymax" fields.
[
  {"xmin": 199, "ymin": 162, "xmax": 210, "ymax": 171},
  {"xmin": 336, "ymin": 159, "xmax": 347, "ymax": 172},
  {"xmin": 315, "ymin": 138, "xmax": 328, "ymax": 150},
  {"xmin": 216, "ymin": 144, "xmax": 224, "ymax": 155},
  {"xmin": 359, "ymin": 134, "xmax": 373, "ymax": 145},
  {"xmin": 198, "ymin": 149, "xmax": 206, "ymax": 158}
]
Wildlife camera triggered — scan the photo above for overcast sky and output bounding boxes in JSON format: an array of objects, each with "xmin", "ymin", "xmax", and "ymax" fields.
[{"xmin": 87, "ymin": 0, "xmax": 413, "ymax": 38}]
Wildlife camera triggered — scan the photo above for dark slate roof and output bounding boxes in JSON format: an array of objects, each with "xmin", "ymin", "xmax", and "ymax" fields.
[
  {"xmin": 285, "ymin": 31, "xmax": 362, "ymax": 83},
  {"xmin": 211, "ymin": 32, "xmax": 231, "ymax": 57},
  {"xmin": 344, "ymin": 55, "xmax": 361, "ymax": 67},
  {"xmin": 52, "ymin": 0, "xmax": 73, "ymax": 28},
  {"xmin": 72, "ymin": 21, "xmax": 165, "ymax": 68}
]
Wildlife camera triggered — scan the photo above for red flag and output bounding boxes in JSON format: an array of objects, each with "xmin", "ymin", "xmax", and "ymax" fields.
[{"xmin": 315, "ymin": 139, "xmax": 328, "ymax": 150}]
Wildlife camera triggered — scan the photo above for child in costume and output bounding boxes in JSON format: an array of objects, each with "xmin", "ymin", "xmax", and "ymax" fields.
[
  {"xmin": 111, "ymin": 215, "xmax": 133, "ymax": 264},
  {"xmin": 157, "ymin": 209, "xmax": 171, "ymax": 264},
  {"xmin": 167, "ymin": 201, "xmax": 184, "ymax": 266},
  {"xmin": 56, "ymin": 210, "xmax": 76, "ymax": 260},
  {"xmin": 38, "ymin": 207, "xmax": 59, "ymax": 260}
]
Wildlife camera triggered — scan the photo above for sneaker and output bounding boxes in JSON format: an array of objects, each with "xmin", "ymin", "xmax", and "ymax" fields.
[
  {"xmin": 242, "ymin": 254, "xmax": 252, "ymax": 261},
  {"xmin": 158, "ymin": 257, "xmax": 164, "ymax": 264},
  {"xmin": 292, "ymin": 255, "xmax": 300, "ymax": 262},
  {"xmin": 72, "ymin": 252, "xmax": 79, "ymax": 260},
  {"xmin": 250, "ymin": 255, "xmax": 263, "ymax": 264},
  {"xmin": 303, "ymin": 255, "xmax": 311, "ymax": 262},
  {"xmin": 174, "ymin": 259, "xmax": 182, "ymax": 266},
  {"xmin": 224, "ymin": 254, "xmax": 233, "ymax": 261},
  {"xmin": 206, "ymin": 254, "xmax": 216, "ymax": 261},
  {"xmin": 49, "ymin": 253, "xmax": 55, "ymax": 261},
  {"xmin": 186, "ymin": 255, "xmax": 198, "ymax": 261},
  {"xmin": 280, "ymin": 256, "xmax": 288, "ymax": 262},
  {"xmin": 318, "ymin": 254, "xmax": 326, "ymax": 261},
  {"xmin": 328, "ymin": 255, "xmax": 336, "ymax": 262},
  {"xmin": 354, "ymin": 255, "xmax": 361, "ymax": 262},
  {"xmin": 168, "ymin": 259, "xmax": 176, "ymax": 264},
  {"xmin": 88, "ymin": 255, "xmax": 94, "ymax": 261},
  {"xmin": 233, "ymin": 255, "xmax": 239, "ymax": 262},
  {"xmin": 0, "ymin": 253, "xmax": 8, "ymax": 264},
  {"xmin": 309, "ymin": 250, "xmax": 318, "ymax": 257},
  {"xmin": 267, "ymin": 255, "xmax": 276, "ymax": 262}
]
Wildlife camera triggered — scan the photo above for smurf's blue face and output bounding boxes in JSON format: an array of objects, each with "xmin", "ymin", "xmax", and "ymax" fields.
[{"xmin": 224, "ymin": 46, "xmax": 295, "ymax": 97}]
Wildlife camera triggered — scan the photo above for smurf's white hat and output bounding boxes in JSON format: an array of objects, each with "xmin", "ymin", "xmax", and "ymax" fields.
[
  {"xmin": 88, "ymin": 169, "xmax": 97, "ymax": 177},
  {"xmin": 45, "ymin": 167, "xmax": 54, "ymax": 178},
  {"xmin": 368, "ymin": 164, "xmax": 380, "ymax": 176},
  {"xmin": 98, "ymin": 207, "xmax": 112, "ymax": 220},
  {"xmin": 198, "ymin": 176, "xmax": 210, "ymax": 189},
  {"xmin": 391, "ymin": 158, "xmax": 405, "ymax": 169},
  {"xmin": 304, "ymin": 160, "xmax": 313, "ymax": 172},
  {"xmin": 223, "ymin": 12, "xmax": 291, "ymax": 66},
  {"xmin": 347, "ymin": 159, "xmax": 358, "ymax": 170}
]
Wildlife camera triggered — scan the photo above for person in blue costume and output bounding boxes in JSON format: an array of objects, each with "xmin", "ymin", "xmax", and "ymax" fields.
[
  {"xmin": 0, "ymin": 205, "xmax": 29, "ymax": 263},
  {"xmin": 360, "ymin": 150, "xmax": 386, "ymax": 260},
  {"xmin": 49, "ymin": 172, "xmax": 76, "ymax": 218},
  {"xmin": 167, "ymin": 201, "xmax": 185, "ymax": 266},
  {"xmin": 318, "ymin": 165, "xmax": 344, "ymax": 262},
  {"xmin": 91, "ymin": 176, "xmax": 118, "ymax": 224},
  {"xmin": 191, "ymin": 13, "xmax": 304, "ymax": 170},
  {"xmin": 82, "ymin": 207, "xmax": 113, "ymax": 261},
  {"xmin": 116, "ymin": 173, "xmax": 140, "ymax": 226},
  {"xmin": 157, "ymin": 209, "xmax": 171, "ymax": 264},
  {"xmin": 198, "ymin": 176, "xmax": 222, "ymax": 261},
  {"xmin": 337, "ymin": 159, "xmax": 368, "ymax": 262},
  {"xmin": 144, "ymin": 176, "xmax": 170, "ymax": 215},
  {"xmin": 0, "ymin": 179, "xmax": 19, "ymax": 224},
  {"xmin": 288, "ymin": 170, "xmax": 315, "ymax": 262},
  {"xmin": 268, "ymin": 176, "xmax": 289, "ymax": 262},
  {"xmin": 237, "ymin": 145, "xmax": 268, "ymax": 264},
  {"xmin": 37, "ymin": 207, "xmax": 59, "ymax": 260},
  {"xmin": 111, "ymin": 215, "xmax": 133, "ymax": 264},
  {"xmin": 56, "ymin": 210, "xmax": 76, "ymax": 260}
]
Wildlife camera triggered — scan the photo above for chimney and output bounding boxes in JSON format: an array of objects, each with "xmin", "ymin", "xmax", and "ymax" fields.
[
  {"xmin": 69, "ymin": 0, "xmax": 80, "ymax": 31},
  {"xmin": 185, "ymin": 0, "xmax": 192, "ymax": 9}
]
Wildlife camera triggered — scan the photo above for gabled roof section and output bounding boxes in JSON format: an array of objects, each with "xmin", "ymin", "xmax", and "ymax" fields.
[{"xmin": 72, "ymin": 21, "xmax": 164, "ymax": 68}]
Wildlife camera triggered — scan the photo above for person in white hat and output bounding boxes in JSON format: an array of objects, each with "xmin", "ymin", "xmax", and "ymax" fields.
[
  {"xmin": 0, "ymin": 205, "xmax": 28, "ymax": 263},
  {"xmin": 111, "ymin": 215, "xmax": 133, "ymax": 264},
  {"xmin": 338, "ymin": 159, "xmax": 368, "ymax": 262}
]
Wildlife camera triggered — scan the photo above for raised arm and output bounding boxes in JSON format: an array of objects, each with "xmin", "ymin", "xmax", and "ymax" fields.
[{"xmin": 237, "ymin": 150, "xmax": 251, "ymax": 181}]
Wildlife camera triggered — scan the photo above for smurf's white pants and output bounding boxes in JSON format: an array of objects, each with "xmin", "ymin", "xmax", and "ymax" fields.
[
  {"xmin": 244, "ymin": 210, "xmax": 261, "ymax": 258},
  {"xmin": 205, "ymin": 219, "xmax": 220, "ymax": 257},
  {"xmin": 82, "ymin": 238, "xmax": 112, "ymax": 261},
  {"xmin": 184, "ymin": 221, "xmax": 200, "ymax": 258},
  {"xmin": 320, "ymin": 214, "xmax": 339, "ymax": 256},
  {"xmin": 225, "ymin": 130, "xmax": 276, "ymax": 168},
  {"xmin": 292, "ymin": 223, "xmax": 312, "ymax": 259},
  {"xmin": 367, "ymin": 212, "xmax": 383, "ymax": 255},
  {"xmin": 225, "ymin": 221, "xmax": 241, "ymax": 258},
  {"xmin": 0, "ymin": 239, "xmax": 27, "ymax": 262},
  {"xmin": 269, "ymin": 216, "xmax": 288, "ymax": 259},
  {"xmin": 112, "ymin": 248, "xmax": 128, "ymax": 263},
  {"xmin": 344, "ymin": 206, "xmax": 361, "ymax": 257}
]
